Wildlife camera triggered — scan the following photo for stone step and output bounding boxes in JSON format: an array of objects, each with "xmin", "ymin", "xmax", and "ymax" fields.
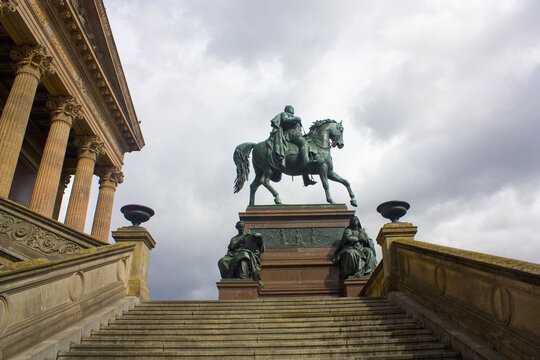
[
  {"xmin": 58, "ymin": 297, "xmax": 462, "ymax": 359},
  {"xmin": 99, "ymin": 320, "xmax": 421, "ymax": 334},
  {"xmin": 125, "ymin": 305, "xmax": 400, "ymax": 315},
  {"xmin": 130, "ymin": 303, "xmax": 398, "ymax": 312},
  {"xmin": 83, "ymin": 328, "xmax": 434, "ymax": 343},
  {"xmin": 135, "ymin": 299, "xmax": 394, "ymax": 309},
  {"xmin": 58, "ymin": 351, "xmax": 461, "ymax": 360},
  {"xmin": 74, "ymin": 334, "xmax": 442, "ymax": 348},
  {"xmin": 107, "ymin": 310, "xmax": 409, "ymax": 325},
  {"xmin": 58, "ymin": 343, "xmax": 458, "ymax": 359},
  {"xmin": 114, "ymin": 309, "xmax": 406, "ymax": 322},
  {"xmin": 106, "ymin": 313, "xmax": 415, "ymax": 327},
  {"xmin": 141, "ymin": 297, "xmax": 389, "ymax": 306}
]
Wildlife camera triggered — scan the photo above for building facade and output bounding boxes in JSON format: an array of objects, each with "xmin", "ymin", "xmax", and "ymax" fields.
[{"xmin": 0, "ymin": 0, "xmax": 144, "ymax": 264}]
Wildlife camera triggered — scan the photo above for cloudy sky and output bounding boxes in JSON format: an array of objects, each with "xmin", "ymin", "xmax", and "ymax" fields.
[{"xmin": 75, "ymin": 0, "xmax": 540, "ymax": 299}]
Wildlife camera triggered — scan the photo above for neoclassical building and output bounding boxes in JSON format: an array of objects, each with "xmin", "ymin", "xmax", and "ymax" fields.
[
  {"xmin": 0, "ymin": 0, "xmax": 144, "ymax": 264},
  {"xmin": 0, "ymin": 2, "xmax": 154, "ymax": 358}
]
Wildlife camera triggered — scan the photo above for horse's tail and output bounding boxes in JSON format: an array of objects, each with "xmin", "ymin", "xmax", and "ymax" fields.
[{"xmin": 233, "ymin": 142, "xmax": 256, "ymax": 193}]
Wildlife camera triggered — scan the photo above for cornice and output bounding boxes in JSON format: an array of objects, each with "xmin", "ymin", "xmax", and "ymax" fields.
[
  {"xmin": 50, "ymin": 0, "xmax": 143, "ymax": 152},
  {"xmin": 93, "ymin": 0, "xmax": 143, "ymax": 147}
]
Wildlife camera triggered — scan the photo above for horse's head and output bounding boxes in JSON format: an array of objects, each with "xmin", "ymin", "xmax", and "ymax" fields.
[
  {"xmin": 329, "ymin": 120, "xmax": 344, "ymax": 149},
  {"xmin": 308, "ymin": 119, "xmax": 344, "ymax": 149}
]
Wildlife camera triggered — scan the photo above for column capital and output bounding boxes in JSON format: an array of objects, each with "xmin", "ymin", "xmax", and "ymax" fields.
[
  {"xmin": 96, "ymin": 166, "xmax": 124, "ymax": 188},
  {"xmin": 74, "ymin": 135, "xmax": 104, "ymax": 161},
  {"xmin": 46, "ymin": 96, "xmax": 82, "ymax": 127},
  {"xmin": 10, "ymin": 45, "xmax": 54, "ymax": 79},
  {"xmin": 0, "ymin": 0, "xmax": 18, "ymax": 15}
]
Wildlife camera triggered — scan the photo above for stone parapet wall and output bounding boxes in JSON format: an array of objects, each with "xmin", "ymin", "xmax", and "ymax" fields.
[
  {"xmin": 363, "ymin": 223, "xmax": 540, "ymax": 360},
  {"xmin": 0, "ymin": 243, "xmax": 135, "ymax": 359},
  {"xmin": 0, "ymin": 197, "xmax": 107, "ymax": 264}
]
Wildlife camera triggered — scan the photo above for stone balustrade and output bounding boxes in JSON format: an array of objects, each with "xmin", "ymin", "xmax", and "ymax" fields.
[
  {"xmin": 0, "ymin": 243, "xmax": 136, "ymax": 359},
  {"xmin": 363, "ymin": 222, "xmax": 540, "ymax": 360}
]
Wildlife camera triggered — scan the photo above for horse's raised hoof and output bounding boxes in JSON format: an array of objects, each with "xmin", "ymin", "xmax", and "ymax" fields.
[
  {"xmin": 274, "ymin": 197, "xmax": 282, "ymax": 205},
  {"xmin": 350, "ymin": 199, "xmax": 358, "ymax": 207}
]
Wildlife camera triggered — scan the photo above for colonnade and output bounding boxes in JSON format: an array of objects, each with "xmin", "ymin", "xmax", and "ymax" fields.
[{"xmin": 0, "ymin": 44, "xmax": 122, "ymax": 242}]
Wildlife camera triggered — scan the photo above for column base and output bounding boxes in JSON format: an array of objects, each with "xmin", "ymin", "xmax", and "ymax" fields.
[{"xmin": 217, "ymin": 280, "xmax": 261, "ymax": 300}]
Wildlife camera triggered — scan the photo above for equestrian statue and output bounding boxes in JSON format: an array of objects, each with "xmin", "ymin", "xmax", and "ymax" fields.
[{"xmin": 233, "ymin": 105, "xmax": 357, "ymax": 207}]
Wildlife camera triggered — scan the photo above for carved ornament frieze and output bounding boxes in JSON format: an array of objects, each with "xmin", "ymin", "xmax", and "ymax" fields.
[
  {"xmin": 0, "ymin": 210, "xmax": 82, "ymax": 256},
  {"xmin": 0, "ymin": 0, "xmax": 18, "ymax": 16},
  {"xmin": 249, "ymin": 227, "xmax": 343, "ymax": 248}
]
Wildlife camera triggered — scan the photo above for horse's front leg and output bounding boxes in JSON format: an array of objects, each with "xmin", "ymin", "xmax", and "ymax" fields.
[
  {"xmin": 328, "ymin": 170, "xmax": 357, "ymax": 207},
  {"xmin": 318, "ymin": 165, "xmax": 334, "ymax": 204}
]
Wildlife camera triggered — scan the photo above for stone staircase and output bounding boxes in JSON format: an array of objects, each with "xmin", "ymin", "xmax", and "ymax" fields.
[{"xmin": 57, "ymin": 297, "xmax": 461, "ymax": 359}]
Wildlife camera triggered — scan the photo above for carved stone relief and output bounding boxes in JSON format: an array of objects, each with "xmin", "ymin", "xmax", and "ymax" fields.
[
  {"xmin": 249, "ymin": 227, "xmax": 343, "ymax": 248},
  {"xmin": 0, "ymin": 210, "xmax": 82, "ymax": 256},
  {"xmin": 0, "ymin": 294, "xmax": 7, "ymax": 335},
  {"xmin": 116, "ymin": 258, "xmax": 127, "ymax": 283},
  {"xmin": 68, "ymin": 271, "xmax": 84, "ymax": 302},
  {"xmin": 434, "ymin": 265, "xmax": 446, "ymax": 295},
  {"xmin": 491, "ymin": 285, "xmax": 513, "ymax": 326}
]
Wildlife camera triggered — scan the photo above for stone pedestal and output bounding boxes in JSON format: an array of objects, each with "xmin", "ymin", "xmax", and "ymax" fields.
[
  {"xmin": 376, "ymin": 222, "xmax": 417, "ymax": 295},
  {"xmin": 343, "ymin": 277, "xmax": 369, "ymax": 297},
  {"xmin": 112, "ymin": 226, "xmax": 156, "ymax": 301},
  {"xmin": 216, "ymin": 281, "xmax": 260, "ymax": 300},
  {"xmin": 239, "ymin": 204, "xmax": 355, "ymax": 297}
]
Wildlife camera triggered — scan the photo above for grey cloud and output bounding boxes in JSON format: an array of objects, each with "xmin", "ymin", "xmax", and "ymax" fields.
[{"xmin": 102, "ymin": 0, "xmax": 540, "ymax": 300}]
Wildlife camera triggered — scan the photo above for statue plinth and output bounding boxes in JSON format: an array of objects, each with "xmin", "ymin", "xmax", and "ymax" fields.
[
  {"xmin": 216, "ymin": 280, "xmax": 260, "ymax": 300},
  {"xmin": 343, "ymin": 277, "xmax": 369, "ymax": 297},
  {"xmin": 239, "ymin": 204, "xmax": 355, "ymax": 297}
]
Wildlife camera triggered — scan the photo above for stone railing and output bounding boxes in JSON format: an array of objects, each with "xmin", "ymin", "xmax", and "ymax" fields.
[
  {"xmin": 0, "ymin": 198, "xmax": 106, "ymax": 263},
  {"xmin": 363, "ymin": 222, "xmax": 540, "ymax": 360},
  {"xmin": 0, "ymin": 224, "xmax": 155, "ymax": 359}
]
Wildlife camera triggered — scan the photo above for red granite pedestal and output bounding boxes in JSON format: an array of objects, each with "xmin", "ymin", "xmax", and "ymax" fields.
[
  {"xmin": 216, "ymin": 281, "xmax": 260, "ymax": 300},
  {"xmin": 239, "ymin": 204, "xmax": 355, "ymax": 298},
  {"xmin": 343, "ymin": 278, "xmax": 369, "ymax": 297}
]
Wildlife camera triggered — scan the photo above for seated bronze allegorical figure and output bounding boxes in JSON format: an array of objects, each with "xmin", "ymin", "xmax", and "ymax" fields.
[
  {"xmin": 332, "ymin": 216, "xmax": 377, "ymax": 280},
  {"xmin": 218, "ymin": 221, "xmax": 264, "ymax": 285}
]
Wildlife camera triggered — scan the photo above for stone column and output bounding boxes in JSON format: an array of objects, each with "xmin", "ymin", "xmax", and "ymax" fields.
[
  {"xmin": 29, "ymin": 97, "xmax": 81, "ymax": 216},
  {"xmin": 52, "ymin": 171, "xmax": 71, "ymax": 220},
  {"xmin": 0, "ymin": 45, "xmax": 54, "ymax": 197},
  {"xmin": 64, "ymin": 136, "xmax": 104, "ymax": 231},
  {"xmin": 91, "ymin": 167, "xmax": 124, "ymax": 242}
]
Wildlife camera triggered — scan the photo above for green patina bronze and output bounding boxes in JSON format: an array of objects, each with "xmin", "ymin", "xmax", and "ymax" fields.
[
  {"xmin": 218, "ymin": 221, "xmax": 264, "ymax": 284},
  {"xmin": 332, "ymin": 216, "xmax": 377, "ymax": 280},
  {"xmin": 249, "ymin": 227, "xmax": 344, "ymax": 248},
  {"xmin": 234, "ymin": 106, "xmax": 357, "ymax": 207}
]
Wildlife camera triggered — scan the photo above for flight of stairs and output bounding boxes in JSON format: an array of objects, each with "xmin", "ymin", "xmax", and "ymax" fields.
[{"xmin": 57, "ymin": 297, "xmax": 461, "ymax": 359}]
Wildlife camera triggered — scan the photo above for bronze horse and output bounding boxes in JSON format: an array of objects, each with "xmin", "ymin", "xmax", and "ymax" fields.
[{"xmin": 234, "ymin": 119, "xmax": 357, "ymax": 207}]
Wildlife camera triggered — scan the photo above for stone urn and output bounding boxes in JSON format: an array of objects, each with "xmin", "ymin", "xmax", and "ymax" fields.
[
  {"xmin": 120, "ymin": 204, "xmax": 155, "ymax": 227},
  {"xmin": 376, "ymin": 201, "xmax": 410, "ymax": 223}
]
